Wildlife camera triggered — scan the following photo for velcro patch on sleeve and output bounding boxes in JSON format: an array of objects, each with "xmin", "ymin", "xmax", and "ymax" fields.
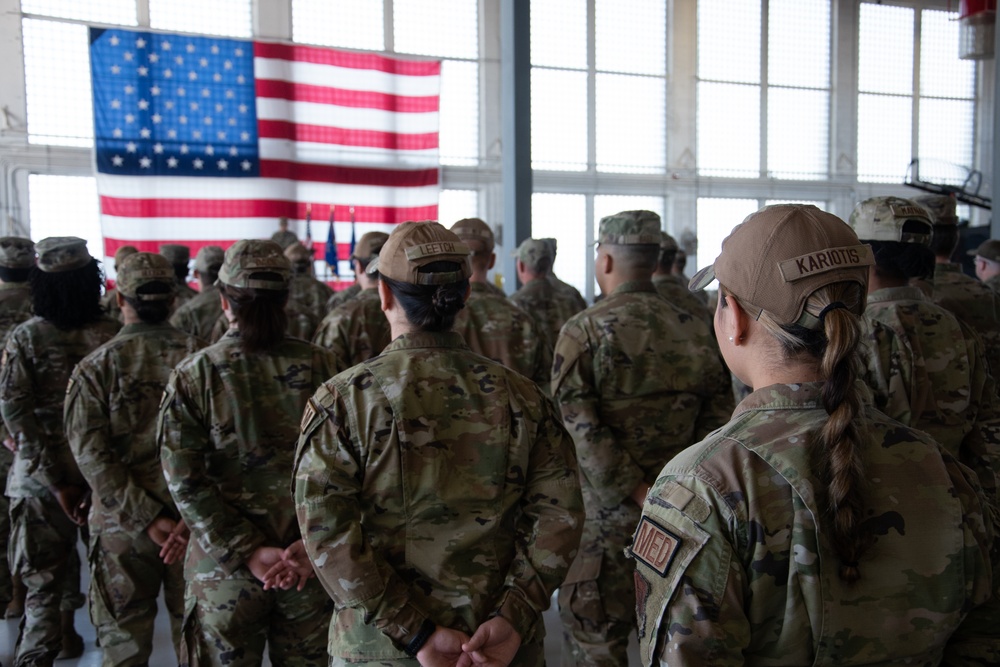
[{"xmin": 631, "ymin": 517, "xmax": 682, "ymax": 577}]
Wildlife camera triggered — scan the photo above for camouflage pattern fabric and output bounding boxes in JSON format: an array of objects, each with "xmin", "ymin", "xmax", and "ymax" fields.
[
  {"xmin": 294, "ymin": 330, "xmax": 584, "ymax": 664},
  {"xmin": 270, "ymin": 230, "xmax": 299, "ymax": 250},
  {"xmin": 986, "ymin": 274, "xmax": 1000, "ymax": 293},
  {"xmin": 0, "ymin": 313, "xmax": 120, "ymax": 666},
  {"xmin": 454, "ymin": 282, "xmax": 552, "ymax": 392},
  {"xmin": 209, "ymin": 301, "xmax": 319, "ymax": 343},
  {"xmin": 288, "ymin": 274, "xmax": 334, "ymax": 322},
  {"xmin": 651, "ymin": 274, "xmax": 714, "ymax": 329},
  {"xmin": 551, "ymin": 274, "xmax": 588, "ymax": 311},
  {"xmin": 169, "ymin": 285, "xmax": 223, "ymax": 342},
  {"xmin": 158, "ymin": 328, "xmax": 336, "ymax": 666},
  {"xmin": 551, "ymin": 280, "xmax": 734, "ymax": 667},
  {"xmin": 311, "ymin": 288, "xmax": 390, "ymax": 374},
  {"xmin": 631, "ymin": 383, "xmax": 996, "ymax": 666},
  {"xmin": 510, "ymin": 276, "xmax": 587, "ymax": 350},
  {"xmin": 174, "ymin": 282, "xmax": 198, "ymax": 311},
  {"xmin": 101, "ymin": 288, "xmax": 123, "ymax": 323},
  {"xmin": 64, "ymin": 321, "xmax": 203, "ymax": 665},
  {"xmin": 325, "ymin": 283, "xmax": 362, "ymax": 311}
]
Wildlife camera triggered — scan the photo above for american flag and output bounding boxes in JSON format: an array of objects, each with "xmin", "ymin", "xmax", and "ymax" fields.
[{"xmin": 89, "ymin": 27, "xmax": 440, "ymax": 277}]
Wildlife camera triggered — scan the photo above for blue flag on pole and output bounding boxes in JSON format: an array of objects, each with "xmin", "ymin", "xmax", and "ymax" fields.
[{"xmin": 325, "ymin": 207, "xmax": 338, "ymax": 276}]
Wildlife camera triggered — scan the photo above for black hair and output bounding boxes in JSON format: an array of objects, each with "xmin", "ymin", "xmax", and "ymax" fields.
[
  {"xmin": 173, "ymin": 264, "xmax": 189, "ymax": 283},
  {"xmin": 122, "ymin": 281, "xmax": 174, "ymax": 324},
  {"xmin": 381, "ymin": 261, "xmax": 469, "ymax": 332},
  {"xmin": 220, "ymin": 272, "xmax": 289, "ymax": 353},
  {"xmin": 868, "ymin": 239, "xmax": 935, "ymax": 280},
  {"xmin": 929, "ymin": 225, "xmax": 960, "ymax": 260},
  {"xmin": 291, "ymin": 260, "xmax": 312, "ymax": 275},
  {"xmin": 658, "ymin": 249, "xmax": 678, "ymax": 272},
  {"xmin": 29, "ymin": 259, "xmax": 105, "ymax": 330},
  {"xmin": 201, "ymin": 263, "xmax": 222, "ymax": 286},
  {"xmin": 0, "ymin": 267, "xmax": 31, "ymax": 283}
]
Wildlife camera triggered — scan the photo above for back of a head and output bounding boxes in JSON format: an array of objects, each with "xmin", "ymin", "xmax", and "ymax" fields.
[
  {"xmin": 848, "ymin": 197, "xmax": 935, "ymax": 280},
  {"xmin": 597, "ymin": 210, "xmax": 662, "ymax": 277},
  {"xmin": 0, "ymin": 236, "xmax": 35, "ymax": 283},
  {"xmin": 969, "ymin": 239, "xmax": 1000, "ymax": 277},
  {"xmin": 218, "ymin": 239, "xmax": 292, "ymax": 353},
  {"xmin": 451, "ymin": 218, "xmax": 495, "ymax": 270},
  {"xmin": 351, "ymin": 231, "xmax": 390, "ymax": 272},
  {"xmin": 691, "ymin": 204, "xmax": 875, "ymax": 583},
  {"xmin": 283, "ymin": 242, "xmax": 313, "ymax": 275},
  {"xmin": 913, "ymin": 194, "xmax": 960, "ymax": 259},
  {"xmin": 160, "ymin": 243, "xmax": 192, "ymax": 282},
  {"xmin": 370, "ymin": 221, "xmax": 472, "ymax": 332},
  {"xmin": 31, "ymin": 236, "xmax": 104, "ymax": 330},
  {"xmin": 658, "ymin": 231, "xmax": 679, "ymax": 272},
  {"xmin": 113, "ymin": 245, "xmax": 139, "ymax": 271},
  {"xmin": 515, "ymin": 238, "xmax": 554, "ymax": 276},
  {"xmin": 194, "ymin": 245, "xmax": 224, "ymax": 285},
  {"xmin": 117, "ymin": 252, "xmax": 176, "ymax": 324}
]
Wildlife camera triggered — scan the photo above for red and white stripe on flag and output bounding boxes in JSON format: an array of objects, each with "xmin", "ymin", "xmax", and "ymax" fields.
[{"xmin": 94, "ymin": 33, "xmax": 441, "ymax": 273}]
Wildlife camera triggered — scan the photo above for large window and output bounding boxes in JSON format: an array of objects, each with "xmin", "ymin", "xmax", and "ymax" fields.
[{"xmin": 28, "ymin": 175, "xmax": 103, "ymax": 255}]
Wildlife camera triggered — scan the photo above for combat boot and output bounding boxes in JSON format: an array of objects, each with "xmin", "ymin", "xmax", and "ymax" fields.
[
  {"xmin": 55, "ymin": 610, "xmax": 84, "ymax": 660},
  {"xmin": 4, "ymin": 576, "xmax": 24, "ymax": 618}
]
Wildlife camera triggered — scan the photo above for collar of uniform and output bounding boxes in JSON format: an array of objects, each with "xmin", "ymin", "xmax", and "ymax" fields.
[
  {"xmin": 118, "ymin": 321, "xmax": 178, "ymax": 335},
  {"xmin": 934, "ymin": 262, "xmax": 963, "ymax": 275},
  {"xmin": 0, "ymin": 282, "xmax": 28, "ymax": 292},
  {"xmin": 384, "ymin": 330, "xmax": 469, "ymax": 352},
  {"xmin": 732, "ymin": 382, "xmax": 825, "ymax": 418},
  {"xmin": 867, "ymin": 285, "xmax": 927, "ymax": 304},
  {"xmin": 611, "ymin": 280, "xmax": 657, "ymax": 297}
]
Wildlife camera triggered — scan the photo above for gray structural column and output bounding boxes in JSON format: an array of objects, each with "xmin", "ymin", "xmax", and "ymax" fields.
[
  {"xmin": 994, "ymin": 7, "xmax": 1000, "ymax": 237},
  {"xmin": 499, "ymin": 0, "xmax": 531, "ymax": 293}
]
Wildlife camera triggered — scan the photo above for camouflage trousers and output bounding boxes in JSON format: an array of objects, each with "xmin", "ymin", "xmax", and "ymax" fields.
[
  {"xmin": 88, "ymin": 525, "xmax": 185, "ymax": 667},
  {"xmin": 0, "ymin": 446, "xmax": 12, "ymax": 605},
  {"xmin": 179, "ymin": 571, "xmax": 332, "ymax": 667},
  {"xmin": 327, "ymin": 642, "xmax": 544, "ymax": 667},
  {"xmin": 9, "ymin": 493, "xmax": 86, "ymax": 667},
  {"xmin": 559, "ymin": 507, "xmax": 639, "ymax": 667}
]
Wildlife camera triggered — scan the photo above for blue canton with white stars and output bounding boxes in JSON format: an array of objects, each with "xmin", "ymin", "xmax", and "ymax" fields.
[{"xmin": 90, "ymin": 28, "xmax": 259, "ymax": 177}]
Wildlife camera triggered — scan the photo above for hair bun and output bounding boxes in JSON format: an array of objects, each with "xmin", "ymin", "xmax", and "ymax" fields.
[{"xmin": 431, "ymin": 286, "xmax": 464, "ymax": 315}]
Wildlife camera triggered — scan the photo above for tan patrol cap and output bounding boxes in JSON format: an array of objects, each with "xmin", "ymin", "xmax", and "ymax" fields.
[
  {"xmin": 195, "ymin": 245, "xmax": 224, "ymax": 273},
  {"xmin": 36, "ymin": 237, "xmax": 92, "ymax": 273},
  {"xmin": 542, "ymin": 238, "xmax": 558, "ymax": 256},
  {"xmin": 113, "ymin": 245, "xmax": 138, "ymax": 269},
  {"xmin": 848, "ymin": 196, "xmax": 933, "ymax": 245},
  {"xmin": 350, "ymin": 231, "xmax": 390, "ymax": 262},
  {"xmin": 598, "ymin": 210, "xmax": 661, "ymax": 245},
  {"xmin": 159, "ymin": 243, "xmax": 191, "ymax": 265},
  {"xmin": 218, "ymin": 239, "xmax": 290, "ymax": 290},
  {"xmin": 969, "ymin": 239, "xmax": 1000, "ymax": 263},
  {"xmin": 0, "ymin": 237, "xmax": 35, "ymax": 269},
  {"xmin": 366, "ymin": 221, "xmax": 472, "ymax": 285},
  {"xmin": 283, "ymin": 242, "xmax": 313, "ymax": 263},
  {"xmin": 689, "ymin": 204, "xmax": 874, "ymax": 328},
  {"xmin": 912, "ymin": 194, "xmax": 958, "ymax": 226},
  {"xmin": 116, "ymin": 252, "xmax": 176, "ymax": 300},
  {"xmin": 659, "ymin": 232, "xmax": 679, "ymax": 252},
  {"xmin": 451, "ymin": 218, "xmax": 495, "ymax": 254}
]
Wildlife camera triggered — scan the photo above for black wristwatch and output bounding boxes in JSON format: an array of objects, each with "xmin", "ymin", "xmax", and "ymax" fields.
[{"xmin": 404, "ymin": 618, "xmax": 436, "ymax": 656}]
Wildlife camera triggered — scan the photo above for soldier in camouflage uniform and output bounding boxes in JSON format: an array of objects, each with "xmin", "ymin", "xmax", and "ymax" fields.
[
  {"xmin": 311, "ymin": 232, "xmax": 390, "ymax": 374},
  {"xmin": 325, "ymin": 282, "xmax": 361, "ymax": 311},
  {"xmin": 169, "ymin": 245, "xmax": 224, "ymax": 342},
  {"xmin": 159, "ymin": 244, "xmax": 197, "ymax": 310},
  {"xmin": 509, "ymin": 238, "xmax": 587, "ymax": 349},
  {"xmin": 552, "ymin": 211, "xmax": 733, "ymax": 667},
  {"xmin": 294, "ymin": 221, "xmax": 584, "ymax": 667},
  {"xmin": 100, "ymin": 245, "xmax": 138, "ymax": 323},
  {"xmin": 0, "ymin": 237, "xmax": 35, "ymax": 620},
  {"xmin": 158, "ymin": 239, "xmax": 335, "ymax": 667},
  {"xmin": 1, "ymin": 237, "xmax": 121, "ymax": 667},
  {"xmin": 651, "ymin": 231, "xmax": 713, "ymax": 328},
  {"xmin": 633, "ymin": 204, "xmax": 997, "ymax": 666},
  {"xmin": 450, "ymin": 218, "xmax": 552, "ymax": 391},
  {"xmin": 911, "ymin": 194, "xmax": 1000, "ymax": 378},
  {"xmin": 65, "ymin": 252, "xmax": 203, "ymax": 666},
  {"xmin": 538, "ymin": 238, "xmax": 588, "ymax": 311},
  {"xmin": 270, "ymin": 216, "xmax": 298, "ymax": 250},
  {"xmin": 970, "ymin": 238, "xmax": 1000, "ymax": 293},
  {"xmin": 285, "ymin": 242, "xmax": 334, "ymax": 321}
]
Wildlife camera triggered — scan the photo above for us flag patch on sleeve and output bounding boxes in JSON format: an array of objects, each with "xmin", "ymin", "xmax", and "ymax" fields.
[{"xmin": 631, "ymin": 517, "xmax": 681, "ymax": 577}]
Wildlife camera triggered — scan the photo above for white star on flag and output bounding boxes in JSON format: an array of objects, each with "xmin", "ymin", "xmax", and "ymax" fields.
[{"xmin": 139, "ymin": 156, "xmax": 152, "ymax": 168}]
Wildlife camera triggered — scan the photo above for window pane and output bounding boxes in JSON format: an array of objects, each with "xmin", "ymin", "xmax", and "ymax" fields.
[
  {"xmin": 919, "ymin": 98, "xmax": 975, "ymax": 181},
  {"xmin": 767, "ymin": 88, "xmax": 828, "ymax": 179},
  {"xmin": 596, "ymin": 0, "xmax": 666, "ymax": 75},
  {"xmin": 149, "ymin": 0, "xmax": 251, "ymax": 38},
  {"xmin": 594, "ymin": 195, "xmax": 664, "ymax": 223},
  {"xmin": 764, "ymin": 199, "xmax": 826, "ymax": 208},
  {"xmin": 696, "ymin": 198, "xmax": 757, "ymax": 277},
  {"xmin": 858, "ymin": 3, "xmax": 913, "ymax": 95},
  {"xmin": 532, "ymin": 68, "xmax": 588, "ymax": 171},
  {"xmin": 292, "ymin": 0, "xmax": 384, "ymax": 51},
  {"xmin": 440, "ymin": 60, "xmax": 479, "ymax": 167},
  {"xmin": 698, "ymin": 0, "xmax": 760, "ymax": 84},
  {"xmin": 394, "ymin": 0, "xmax": 478, "ymax": 59},
  {"xmin": 21, "ymin": 0, "xmax": 136, "ymax": 24},
  {"xmin": 438, "ymin": 189, "xmax": 478, "ymax": 227},
  {"xmin": 921, "ymin": 9, "xmax": 975, "ymax": 99},
  {"xmin": 596, "ymin": 74, "xmax": 665, "ymax": 173},
  {"xmin": 531, "ymin": 193, "xmax": 587, "ymax": 296},
  {"xmin": 532, "ymin": 0, "xmax": 587, "ymax": 69},
  {"xmin": 697, "ymin": 82, "xmax": 759, "ymax": 177},
  {"xmin": 22, "ymin": 18, "xmax": 93, "ymax": 146},
  {"xmin": 768, "ymin": 0, "xmax": 829, "ymax": 88},
  {"xmin": 857, "ymin": 93, "xmax": 912, "ymax": 183},
  {"xmin": 29, "ymin": 175, "xmax": 103, "ymax": 264}
]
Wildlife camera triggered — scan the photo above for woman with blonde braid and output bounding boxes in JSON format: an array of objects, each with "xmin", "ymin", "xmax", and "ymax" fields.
[{"xmin": 630, "ymin": 205, "xmax": 997, "ymax": 666}]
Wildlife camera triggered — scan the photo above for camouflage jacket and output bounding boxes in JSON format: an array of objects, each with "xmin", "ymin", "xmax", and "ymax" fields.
[
  {"xmin": 174, "ymin": 282, "xmax": 198, "ymax": 310},
  {"xmin": 454, "ymin": 282, "xmax": 552, "ymax": 391},
  {"xmin": 209, "ymin": 302, "xmax": 319, "ymax": 344},
  {"xmin": 630, "ymin": 383, "xmax": 995, "ymax": 667},
  {"xmin": 923, "ymin": 263, "xmax": 1000, "ymax": 379},
  {"xmin": 550, "ymin": 273, "xmax": 588, "ymax": 311},
  {"xmin": 0, "ymin": 314, "xmax": 121, "ymax": 496},
  {"xmin": 158, "ymin": 329, "xmax": 336, "ymax": 577},
  {"xmin": 288, "ymin": 274, "xmax": 334, "ymax": 321},
  {"xmin": 325, "ymin": 283, "xmax": 361, "ymax": 311},
  {"xmin": 651, "ymin": 274, "xmax": 714, "ymax": 328},
  {"xmin": 0, "ymin": 283, "xmax": 33, "ymax": 443},
  {"xmin": 101, "ymin": 287, "xmax": 123, "ymax": 322},
  {"xmin": 510, "ymin": 276, "xmax": 587, "ymax": 349},
  {"xmin": 987, "ymin": 274, "xmax": 1000, "ymax": 294},
  {"xmin": 552, "ymin": 281, "xmax": 733, "ymax": 515},
  {"xmin": 294, "ymin": 330, "xmax": 584, "ymax": 660},
  {"xmin": 64, "ymin": 322, "xmax": 203, "ymax": 536},
  {"xmin": 311, "ymin": 287, "xmax": 390, "ymax": 374},
  {"xmin": 169, "ymin": 284, "xmax": 222, "ymax": 342}
]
